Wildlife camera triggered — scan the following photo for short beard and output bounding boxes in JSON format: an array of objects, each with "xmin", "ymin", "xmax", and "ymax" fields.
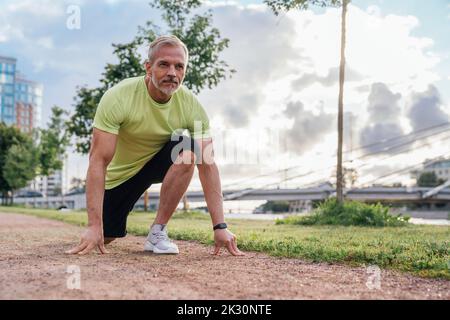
[{"xmin": 151, "ymin": 74, "xmax": 180, "ymax": 96}]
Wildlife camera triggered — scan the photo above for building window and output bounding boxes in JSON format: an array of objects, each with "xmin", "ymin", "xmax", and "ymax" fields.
[
  {"xmin": 4, "ymin": 96, "xmax": 13, "ymax": 104},
  {"xmin": 6, "ymin": 64, "xmax": 14, "ymax": 73},
  {"xmin": 3, "ymin": 85, "xmax": 13, "ymax": 94},
  {"xmin": 1, "ymin": 73, "xmax": 14, "ymax": 83}
]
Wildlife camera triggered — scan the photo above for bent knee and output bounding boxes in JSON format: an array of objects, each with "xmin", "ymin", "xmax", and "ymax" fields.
[
  {"xmin": 173, "ymin": 135, "xmax": 201, "ymax": 165},
  {"xmin": 176, "ymin": 150, "xmax": 197, "ymax": 166}
]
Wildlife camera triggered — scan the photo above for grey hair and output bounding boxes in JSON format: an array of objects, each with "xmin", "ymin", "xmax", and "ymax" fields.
[{"xmin": 147, "ymin": 35, "xmax": 189, "ymax": 67}]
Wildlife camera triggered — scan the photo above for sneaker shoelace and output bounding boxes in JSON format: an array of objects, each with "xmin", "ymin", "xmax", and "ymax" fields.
[{"xmin": 152, "ymin": 231, "xmax": 169, "ymax": 242}]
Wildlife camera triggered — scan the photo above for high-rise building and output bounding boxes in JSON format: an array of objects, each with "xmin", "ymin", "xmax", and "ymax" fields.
[
  {"xmin": 0, "ymin": 56, "xmax": 17, "ymax": 126},
  {"xmin": 15, "ymin": 73, "xmax": 43, "ymax": 133},
  {"xmin": 0, "ymin": 55, "xmax": 43, "ymax": 131}
]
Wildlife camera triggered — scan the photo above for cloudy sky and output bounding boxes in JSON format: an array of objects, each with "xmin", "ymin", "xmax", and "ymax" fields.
[{"xmin": 1, "ymin": 0, "xmax": 449, "ymax": 193}]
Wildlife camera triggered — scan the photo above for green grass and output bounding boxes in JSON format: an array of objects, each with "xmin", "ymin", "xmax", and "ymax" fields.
[{"xmin": 1, "ymin": 205, "xmax": 449, "ymax": 280}]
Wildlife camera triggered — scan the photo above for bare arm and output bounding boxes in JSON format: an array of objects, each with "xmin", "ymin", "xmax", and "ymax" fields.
[
  {"xmin": 196, "ymin": 139, "xmax": 224, "ymax": 226},
  {"xmin": 196, "ymin": 138, "xmax": 244, "ymax": 256},
  {"xmin": 86, "ymin": 128, "xmax": 118, "ymax": 227},
  {"xmin": 66, "ymin": 128, "xmax": 117, "ymax": 255}
]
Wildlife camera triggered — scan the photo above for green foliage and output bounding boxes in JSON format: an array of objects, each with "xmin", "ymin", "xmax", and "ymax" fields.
[
  {"xmin": 258, "ymin": 200, "xmax": 290, "ymax": 213},
  {"xmin": 277, "ymin": 198, "xmax": 410, "ymax": 227},
  {"xmin": 170, "ymin": 210, "xmax": 210, "ymax": 220},
  {"xmin": 68, "ymin": 88, "xmax": 102, "ymax": 154},
  {"xmin": 39, "ymin": 106, "xmax": 70, "ymax": 176},
  {"xmin": 264, "ymin": 0, "xmax": 343, "ymax": 15},
  {"xmin": 3, "ymin": 144, "xmax": 39, "ymax": 192},
  {"xmin": 68, "ymin": 0, "xmax": 234, "ymax": 154},
  {"xmin": 0, "ymin": 123, "xmax": 39, "ymax": 202},
  {"xmin": 417, "ymin": 171, "xmax": 442, "ymax": 187}
]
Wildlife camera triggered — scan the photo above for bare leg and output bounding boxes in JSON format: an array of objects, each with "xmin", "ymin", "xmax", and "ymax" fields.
[{"xmin": 153, "ymin": 151, "xmax": 195, "ymax": 225}]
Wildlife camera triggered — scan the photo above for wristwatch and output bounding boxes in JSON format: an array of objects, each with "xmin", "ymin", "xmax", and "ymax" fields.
[{"xmin": 213, "ymin": 222, "xmax": 228, "ymax": 230}]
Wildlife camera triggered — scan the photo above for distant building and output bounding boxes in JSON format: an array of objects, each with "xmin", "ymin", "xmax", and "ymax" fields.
[
  {"xmin": 411, "ymin": 158, "xmax": 450, "ymax": 184},
  {"xmin": 15, "ymin": 73, "xmax": 43, "ymax": 132},
  {"xmin": 29, "ymin": 170, "xmax": 63, "ymax": 196},
  {"xmin": 0, "ymin": 56, "xmax": 43, "ymax": 131},
  {"xmin": 0, "ymin": 56, "xmax": 17, "ymax": 126}
]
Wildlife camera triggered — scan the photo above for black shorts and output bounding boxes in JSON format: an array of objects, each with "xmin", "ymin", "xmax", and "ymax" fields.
[{"xmin": 102, "ymin": 135, "xmax": 200, "ymax": 238}]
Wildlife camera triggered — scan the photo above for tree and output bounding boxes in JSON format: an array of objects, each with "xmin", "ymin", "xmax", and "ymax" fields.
[
  {"xmin": 259, "ymin": 200, "xmax": 290, "ymax": 213},
  {"xmin": 68, "ymin": 0, "xmax": 235, "ymax": 154},
  {"xmin": 417, "ymin": 172, "xmax": 441, "ymax": 187},
  {"xmin": 67, "ymin": 177, "xmax": 86, "ymax": 194},
  {"xmin": 39, "ymin": 106, "xmax": 71, "ymax": 177},
  {"xmin": 343, "ymin": 166, "xmax": 358, "ymax": 188},
  {"xmin": 265, "ymin": 0, "xmax": 341, "ymax": 12},
  {"xmin": 38, "ymin": 106, "xmax": 70, "ymax": 202},
  {"xmin": 265, "ymin": 0, "xmax": 348, "ymax": 204},
  {"xmin": 3, "ymin": 144, "xmax": 39, "ymax": 202},
  {"xmin": 70, "ymin": 177, "xmax": 86, "ymax": 189},
  {"xmin": 0, "ymin": 123, "xmax": 39, "ymax": 205}
]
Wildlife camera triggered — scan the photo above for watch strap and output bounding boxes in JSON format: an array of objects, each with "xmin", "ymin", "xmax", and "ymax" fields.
[{"xmin": 213, "ymin": 222, "xmax": 227, "ymax": 230}]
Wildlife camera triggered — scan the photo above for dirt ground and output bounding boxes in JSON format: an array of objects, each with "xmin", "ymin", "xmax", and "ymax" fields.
[{"xmin": 0, "ymin": 212, "xmax": 448, "ymax": 300}]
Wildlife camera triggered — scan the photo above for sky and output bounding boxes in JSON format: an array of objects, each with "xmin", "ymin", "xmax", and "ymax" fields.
[{"xmin": 1, "ymin": 0, "xmax": 449, "ymax": 195}]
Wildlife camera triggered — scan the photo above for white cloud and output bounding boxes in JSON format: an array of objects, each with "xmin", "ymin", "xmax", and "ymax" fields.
[
  {"xmin": 197, "ymin": 2, "xmax": 446, "ymax": 186},
  {"xmin": 2, "ymin": 0, "xmax": 447, "ymax": 188},
  {"xmin": 35, "ymin": 36, "xmax": 54, "ymax": 49},
  {"xmin": 5, "ymin": 0, "xmax": 64, "ymax": 17},
  {"xmin": 0, "ymin": 23, "xmax": 25, "ymax": 43}
]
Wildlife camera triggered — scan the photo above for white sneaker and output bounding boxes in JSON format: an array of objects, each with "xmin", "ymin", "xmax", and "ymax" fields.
[{"xmin": 144, "ymin": 224, "xmax": 179, "ymax": 254}]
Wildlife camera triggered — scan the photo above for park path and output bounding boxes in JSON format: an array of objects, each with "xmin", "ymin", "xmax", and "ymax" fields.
[{"xmin": 0, "ymin": 212, "xmax": 448, "ymax": 300}]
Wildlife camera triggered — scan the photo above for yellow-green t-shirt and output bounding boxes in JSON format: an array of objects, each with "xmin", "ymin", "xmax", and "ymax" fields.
[{"xmin": 93, "ymin": 76, "xmax": 210, "ymax": 189}]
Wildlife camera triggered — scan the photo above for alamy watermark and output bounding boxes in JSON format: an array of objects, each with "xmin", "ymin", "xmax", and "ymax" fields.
[
  {"xmin": 365, "ymin": 265, "xmax": 381, "ymax": 290},
  {"xmin": 66, "ymin": 264, "xmax": 81, "ymax": 290},
  {"xmin": 66, "ymin": 5, "xmax": 81, "ymax": 30},
  {"xmin": 169, "ymin": 121, "xmax": 282, "ymax": 166}
]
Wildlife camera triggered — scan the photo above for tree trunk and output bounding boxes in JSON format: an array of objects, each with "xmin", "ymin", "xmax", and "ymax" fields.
[
  {"xmin": 336, "ymin": 0, "xmax": 348, "ymax": 204},
  {"xmin": 182, "ymin": 193, "xmax": 189, "ymax": 212},
  {"xmin": 143, "ymin": 190, "xmax": 148, "ymax": 212}
]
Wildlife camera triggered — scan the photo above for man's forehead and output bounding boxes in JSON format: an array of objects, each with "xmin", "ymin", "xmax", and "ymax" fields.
[{"xmin": 153, "ymin": 45, "xmax": 186, "ymax": 62}]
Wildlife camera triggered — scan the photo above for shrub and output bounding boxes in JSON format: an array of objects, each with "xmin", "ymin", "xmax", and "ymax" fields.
[{"xmin": 276, "ymin": 198, "xmax": 410, "ymax": 227}]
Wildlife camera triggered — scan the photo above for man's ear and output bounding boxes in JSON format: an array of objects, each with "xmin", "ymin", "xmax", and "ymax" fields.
[{"xmin": 144, "ymin": 61, "xmax": 152, "ymax": 75}]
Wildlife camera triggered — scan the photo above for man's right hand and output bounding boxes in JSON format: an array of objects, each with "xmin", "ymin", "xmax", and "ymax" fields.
[{"xmin": 65, "ymin": 225, "xmax": 108, "ymax": 255}]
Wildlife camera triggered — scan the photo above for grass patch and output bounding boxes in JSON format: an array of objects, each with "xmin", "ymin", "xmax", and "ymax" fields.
[
  {"xmin": 1, "ymin": 205, "xmax": 449, "ymax": 280},
  {"xmin": 277, "ymin": 198, "xmax": 410, "ymax": 227}
]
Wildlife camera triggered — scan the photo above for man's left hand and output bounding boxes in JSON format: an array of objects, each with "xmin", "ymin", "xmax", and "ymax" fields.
[{"xmin": 212, "ymin": 229, "xmax": 245, "ymax": 256}]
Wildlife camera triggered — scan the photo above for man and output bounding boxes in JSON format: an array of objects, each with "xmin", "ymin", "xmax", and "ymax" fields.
[{"xmin": 66, "ymin": 35, "xmax": 244, "ymax": 256}]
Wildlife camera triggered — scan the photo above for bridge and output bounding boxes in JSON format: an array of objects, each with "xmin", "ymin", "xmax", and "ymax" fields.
[{"xmin": 13, "ymin": 185, "xmax": 450, "ymax": 211}]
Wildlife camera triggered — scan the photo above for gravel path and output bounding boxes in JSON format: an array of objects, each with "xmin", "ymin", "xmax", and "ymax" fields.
[{"xmin": 0, "ymin": 212, "xmax": 448, "ymax": 300}]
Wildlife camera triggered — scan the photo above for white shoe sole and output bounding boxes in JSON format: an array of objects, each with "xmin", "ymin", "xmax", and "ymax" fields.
[{"xmin": 144, "ymin": 241, "xmax": 179, "ymax": 254}]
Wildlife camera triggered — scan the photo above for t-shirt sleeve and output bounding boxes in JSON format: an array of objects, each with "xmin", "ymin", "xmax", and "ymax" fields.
[
  {"xmin": 187, "ymin": 94, "xmax": 211, "ymax": 140},
  {"xmin": 93, "ymin": 89, "xmax": 125, "ymax": 135}
]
